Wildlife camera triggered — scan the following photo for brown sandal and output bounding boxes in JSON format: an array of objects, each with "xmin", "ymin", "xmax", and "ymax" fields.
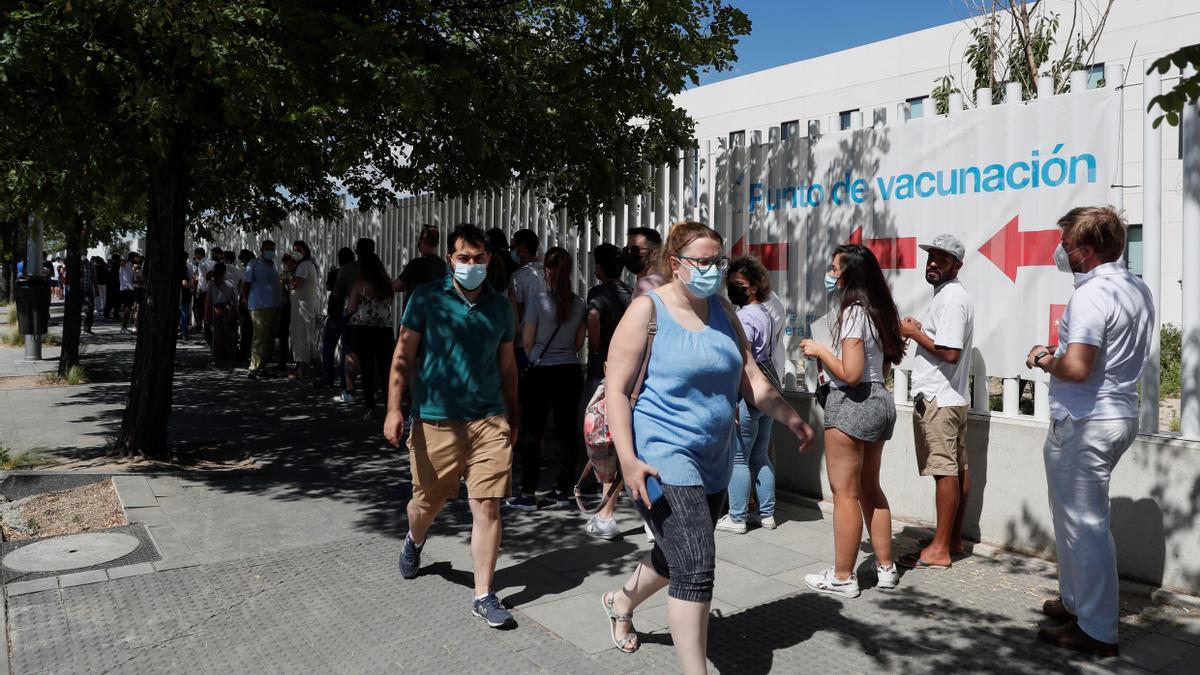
[{"xmin": 601, "ymin": 591, "xmax": 639, "ymax": 653}]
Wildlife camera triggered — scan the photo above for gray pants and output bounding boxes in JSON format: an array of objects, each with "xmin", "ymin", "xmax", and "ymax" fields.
[{"xmin": 633, "ymin": 484, "xmax": 725, "ymax": 603}]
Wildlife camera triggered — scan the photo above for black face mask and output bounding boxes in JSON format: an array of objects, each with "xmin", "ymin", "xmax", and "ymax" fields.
[
  {"xmin": 727, "ymin": 284, "xmax": 750, "ymax": 307},
  {"xmin": 621, "ymin": 251, "xmax": 645, "ymax": 275}
]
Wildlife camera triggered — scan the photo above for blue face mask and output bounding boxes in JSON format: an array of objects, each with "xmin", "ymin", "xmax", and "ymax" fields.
[
  {"xmin": 510, "ymin": 249, "xmax": 521, "ymax": 264},
  {"xmin": 824, "ymin": 273, "xmax": 840, "ymax": 293},
  {"xmin": 683, "ymin": 264, "xmax": 724, "ymax": 299},
  {"xmin": 454, "ymin": 262, "xmax": 487, "ymax": 291},
  {"xmin": 262, "ymin": 250, "xmax": 277, "ymax": 262}
]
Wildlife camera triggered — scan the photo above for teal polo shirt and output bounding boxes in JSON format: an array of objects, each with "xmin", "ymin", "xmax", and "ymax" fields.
[{"xmin": 401, "ymin": 276, "xmax": 514, "ymax": 420}]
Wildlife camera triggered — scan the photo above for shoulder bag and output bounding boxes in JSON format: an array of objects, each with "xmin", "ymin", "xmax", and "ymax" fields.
[{"xmin": 575, "ymin": 302, "xmax": 657, "ymax": 514}]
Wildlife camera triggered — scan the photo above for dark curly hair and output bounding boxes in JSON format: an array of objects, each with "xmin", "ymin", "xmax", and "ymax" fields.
[{"xmin": 728, "ymin": 256, "xmax": 771, "ymax": 302}]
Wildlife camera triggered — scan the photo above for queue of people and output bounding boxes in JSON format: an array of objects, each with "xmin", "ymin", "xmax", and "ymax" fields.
[
  {"xmin": 54, "ymin": 205, "xmax": 1146, "ymax": 668},
  {"xmin": 376, "ymin": 205, "xmax": 1149, "ymax": 670}
]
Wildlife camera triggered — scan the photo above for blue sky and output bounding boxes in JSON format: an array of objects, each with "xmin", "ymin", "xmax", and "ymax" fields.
[{"xmin": 696, "ymin": 1, "xmax": 973, "ymax": 86}]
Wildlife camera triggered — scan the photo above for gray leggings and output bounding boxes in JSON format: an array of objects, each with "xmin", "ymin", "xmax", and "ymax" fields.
[{"xmin": 633, "ymin": 484, "xmax": 725, "ymax": 603}]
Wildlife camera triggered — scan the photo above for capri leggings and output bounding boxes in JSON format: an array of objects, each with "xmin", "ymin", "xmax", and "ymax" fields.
[{"xmin": 633, "ymin": 484, "xmax": 725, "ymax": 603}]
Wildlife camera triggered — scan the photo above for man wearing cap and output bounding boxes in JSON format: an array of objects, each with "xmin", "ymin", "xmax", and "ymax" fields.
[{"xmin": 899, "ymin": 234, "xmax": 974, "ymax": 571}]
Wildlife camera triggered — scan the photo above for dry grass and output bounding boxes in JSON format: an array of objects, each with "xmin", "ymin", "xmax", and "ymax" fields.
[{"xmin": 0, "ymin": 480, "xmax": 127, "ymax": 541}]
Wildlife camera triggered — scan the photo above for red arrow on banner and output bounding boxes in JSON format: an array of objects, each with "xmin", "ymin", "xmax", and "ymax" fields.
[
  {"xmin": 731, "ymin": 235, "xmax": 789, "ymax": 271},
  {"xmin": 847, "ymin": 226, "xmax": 917, "ymax": 270},
  {"xmin": 978, "ymin": 215, "xmax": 1061, "ymax": 282}
]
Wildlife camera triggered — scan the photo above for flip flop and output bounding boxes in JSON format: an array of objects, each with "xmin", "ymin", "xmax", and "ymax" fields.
[
  {"xmin": 915, "ymin": 537, "xmax": 969, "ymax": 557},
  {"xmin": 898, "ymin": 553, "xmax": 951, "ymax": 570}
]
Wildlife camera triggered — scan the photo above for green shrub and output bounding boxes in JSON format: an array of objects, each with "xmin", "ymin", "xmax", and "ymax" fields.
[{"xmin": 1160, "ymin": 323, "xmax": 1181, "ymax": 398}]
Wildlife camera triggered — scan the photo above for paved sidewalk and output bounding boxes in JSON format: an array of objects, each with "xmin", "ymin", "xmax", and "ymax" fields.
[{"xmin": 1, "ymin": 318, "xmax": 1198, "ymax": 673}]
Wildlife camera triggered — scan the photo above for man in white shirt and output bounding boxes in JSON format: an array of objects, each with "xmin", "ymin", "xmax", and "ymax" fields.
[
  {"xmin": 899, "ymin": 234, "xmax": 974, "ymax": 571},
  {"xmin": 1025, "ymin": 206, "xmax": 1153, "ymax": 658}
]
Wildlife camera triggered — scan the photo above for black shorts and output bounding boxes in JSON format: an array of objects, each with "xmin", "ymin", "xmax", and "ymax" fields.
[{"xmin": 119, "ymin": 290, "xmax": 137, "ymax": 309}]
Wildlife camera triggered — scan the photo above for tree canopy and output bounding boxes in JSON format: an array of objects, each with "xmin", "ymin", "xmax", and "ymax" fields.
[{"xmin": 0, "ymin": 0, "xmax": 750, "ymax": 458}]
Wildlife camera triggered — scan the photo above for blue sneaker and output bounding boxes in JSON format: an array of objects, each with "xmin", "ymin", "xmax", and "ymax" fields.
[
  {"xmin": 399, "ymin": 534, "xmax": 423, "ymax": 579},
  {"xmin": 472, "ymin": 592, "xmax": 516, "ymax": 629}
]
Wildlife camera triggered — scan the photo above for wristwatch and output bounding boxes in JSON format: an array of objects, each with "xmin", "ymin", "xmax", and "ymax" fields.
[{"xmin": 1033, "ymin": 351, "xmax": 1051, "ymax": 369}]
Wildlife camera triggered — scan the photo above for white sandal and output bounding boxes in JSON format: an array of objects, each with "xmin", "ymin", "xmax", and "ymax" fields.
[{"xmin": 601, "ymin": 591, "xmax": 639, "ymax": 653}]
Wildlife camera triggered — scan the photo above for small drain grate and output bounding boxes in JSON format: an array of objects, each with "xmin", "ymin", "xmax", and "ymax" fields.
[{"xmin": 0, "ymin": 523, "xmax": 161, "ymax": 584}]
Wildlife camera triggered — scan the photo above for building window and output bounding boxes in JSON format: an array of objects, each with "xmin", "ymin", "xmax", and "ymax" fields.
[
  {"xmin": 1087, "ymin": 63, "xmax": 1105, "ymax": 89},
  {"xmin": 729, "ymin": 130, "xmax": 746, "ymax": 147},
  {"xmin": 907, "ymin": 96, "xmax": 928, "ymax": 119},
  {"xmin": 780, "ymin": 120, "xmax": 800, "ymax": 141},
  {"xmin": 839, "ymin": 110, "xmax": 856, "ymax": 130},
  {"xmin": 1125, "ymin": 224, "xmax": 1142, "ymax": 276}
]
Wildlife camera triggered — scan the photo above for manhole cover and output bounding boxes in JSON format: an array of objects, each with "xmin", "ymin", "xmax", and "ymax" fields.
[{"xmin": 2, "ymin": 533, "xmax": 141, "ymax": 573}]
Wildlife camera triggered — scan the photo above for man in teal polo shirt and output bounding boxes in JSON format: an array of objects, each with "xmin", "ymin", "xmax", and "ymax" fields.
[{"xmin": 384, "ymin": 223, "xmax": 519, "ymax": 629}]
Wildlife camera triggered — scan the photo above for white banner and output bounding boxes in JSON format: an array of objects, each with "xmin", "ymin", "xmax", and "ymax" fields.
[{"xmin": 715, "ymin": 88, "xmax": 1122, "ymax": 382}]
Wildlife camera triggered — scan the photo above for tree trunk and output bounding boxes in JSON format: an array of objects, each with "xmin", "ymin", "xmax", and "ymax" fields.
[
  {"xmin": 58, "ymin": 215, "xmax": 85, "ymax": 376},
  {"xmin": 114, "ymin": 137, "xmax": 189, "ymax": 460}
]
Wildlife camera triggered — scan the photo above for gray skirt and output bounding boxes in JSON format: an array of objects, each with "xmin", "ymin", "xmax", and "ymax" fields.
[{"xmin": 824, "ymin": 382, "xmax": 896, "ymax": 442}]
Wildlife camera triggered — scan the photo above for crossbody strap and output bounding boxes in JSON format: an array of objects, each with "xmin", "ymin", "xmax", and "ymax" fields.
[{"xmin": 530, "ymin": 317, "xmax": 566, "ymax": 366}]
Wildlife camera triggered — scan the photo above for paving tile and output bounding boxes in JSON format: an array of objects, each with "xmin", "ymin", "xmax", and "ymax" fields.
[
  {"xmin": 1118, "ymin": 632, "xmax": 1198, "ymax": 672},
  {"xmin": 716, "ymin": 534, "xmax": 821, "ymax": 576},
  {"xmin": 1154, "ymin": 619, "xmax": 1200, "ymax": 647},
  {"xmin": 124, "ymin": 505, "xmax": 168, "ymax": 526},
  {"xmin": 106, "ymin": 562, "xmax": 157, "ymax": 580},
  {"xmin": 57, "ymin": 570, "xmax": 108, "ymax": 588},
  {"xmin": 710, "ymin": 560, "xmax": 805, "ymax": 610},
  {"xmin": 112, "ymin": 475, "xmax": 159, "ymax": 509},
  {"xmin": 4, "ymin": 577, "xmax": 59, "ymax": 596}
]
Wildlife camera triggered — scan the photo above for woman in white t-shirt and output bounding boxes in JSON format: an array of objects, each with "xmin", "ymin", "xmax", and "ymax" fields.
[
  {"xmin": 799, "ymin": 243, "xmax": 906, "ymax": 599},
  {"xmin": 289, "ymin": 240, "xmax": 321, "ymax": 375}
]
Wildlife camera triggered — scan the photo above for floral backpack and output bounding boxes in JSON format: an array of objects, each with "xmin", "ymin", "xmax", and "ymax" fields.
[{"xmin": 575, "ymin": 304, "xmax": 657, "ymax": 514}]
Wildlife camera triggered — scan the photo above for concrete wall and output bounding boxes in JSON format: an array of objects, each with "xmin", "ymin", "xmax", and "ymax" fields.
[{"xmin": 773, "ymin": 392, "xmax": 1200, "ymax": 596}]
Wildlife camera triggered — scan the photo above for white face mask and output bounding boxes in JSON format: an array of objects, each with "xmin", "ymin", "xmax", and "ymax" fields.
[{"xmin": 1053, "ymin": 242, "xmax": 1089, "ymax": 274}]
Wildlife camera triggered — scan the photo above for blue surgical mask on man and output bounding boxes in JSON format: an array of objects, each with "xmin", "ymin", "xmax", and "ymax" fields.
[
  {"xmin": 683, "ymin": 264, "xmax": 723, "ymax": 299},
  {"xmin": 262, "ymin": 250, "xmax": 277, "ymax": 262},
  {"xmin": 824, "ymin": 273, "xmax": 840, "ymax": 293},
  {"xmin": 454, "ymin": 262, "xmax": 487, "ymax": 290},
  {"xmin": 510, "ymin": 249, "xmax": 521, "ymax": 265}
]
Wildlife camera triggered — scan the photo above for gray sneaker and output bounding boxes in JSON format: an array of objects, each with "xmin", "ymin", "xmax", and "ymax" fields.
[
  {"xmin": 584, "ymin": 514, "xmax": 621, "ymax": 540},
  {"xmin": 472, "ymin": 592, "xmax": 516, "ymax": 629}
]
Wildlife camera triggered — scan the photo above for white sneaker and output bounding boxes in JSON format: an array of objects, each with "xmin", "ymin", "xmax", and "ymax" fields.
[
  {"xmin": 758, "ymin": 515, "xmax": 777, "ymax": 530},
  {"xmin": 715, "ymin": 514, "xmax": 747, "ymax": 534},
  {"xmin": 875, "ymin": 563, "xmax": 899, "ymax": 589},
  {"xmin": 333, "ymin": 391, "xmax": 353, "ymax": 404},
  {"xmin": 804, "ymin": 567, "xmax": 861, "ymax": 598},
  {"xmin": 584, "ymin": 515, "xmax": 621, "ymax": 540}
]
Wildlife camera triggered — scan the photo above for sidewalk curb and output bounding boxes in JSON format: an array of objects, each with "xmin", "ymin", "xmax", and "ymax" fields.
[{"xmin": 778, "ymin": 489, "xmax": 1200, "ymax": 611}]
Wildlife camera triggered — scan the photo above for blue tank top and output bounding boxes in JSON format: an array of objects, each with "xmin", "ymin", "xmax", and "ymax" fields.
[{"xmin": 633, "ymin": 291, "xmax": 743, "ymax": 492}]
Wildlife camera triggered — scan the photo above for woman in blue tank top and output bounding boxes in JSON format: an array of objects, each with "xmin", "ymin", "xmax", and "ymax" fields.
[{"xmin": 596, "ymin": 221, "xmax": 815, "ymax": 673}]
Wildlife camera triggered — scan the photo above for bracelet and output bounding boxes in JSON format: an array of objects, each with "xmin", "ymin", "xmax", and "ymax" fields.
[{"xmin": 1033, "ymin": 351, "xmax": 1050, "ymax": 369}]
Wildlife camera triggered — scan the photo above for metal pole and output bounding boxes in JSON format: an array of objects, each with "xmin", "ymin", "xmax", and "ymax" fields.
[
  {"xmin": 1182, "ymin": 65, "xmax": 1200, "ymax": 438},
  {"xmin": 1141, "ymin": 58, "xmax": 1162, "ymax": 433}
]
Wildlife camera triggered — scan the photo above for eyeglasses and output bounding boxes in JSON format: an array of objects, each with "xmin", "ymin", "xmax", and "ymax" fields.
[
  {"xmin": 622, "ymin": 245, "xmax": 645, "ymax": 256},
  {"xmin": 673, "ymin": 255, "xmax": 730, "ymax": 273}
]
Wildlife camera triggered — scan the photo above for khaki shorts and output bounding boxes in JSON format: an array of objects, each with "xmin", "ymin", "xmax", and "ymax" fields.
[
  {"xmin": 913, "ymin": 397, "xmax": 968, "ymax": 476},
  {"xmin": 408, "ymin": 415, "xmax": 512, "ymax": 507}
]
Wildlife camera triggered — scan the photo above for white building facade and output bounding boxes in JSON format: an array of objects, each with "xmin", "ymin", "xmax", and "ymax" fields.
[{"xmin": 675, "ymin": 0, "xmax": 1198, "ymax": 327}]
